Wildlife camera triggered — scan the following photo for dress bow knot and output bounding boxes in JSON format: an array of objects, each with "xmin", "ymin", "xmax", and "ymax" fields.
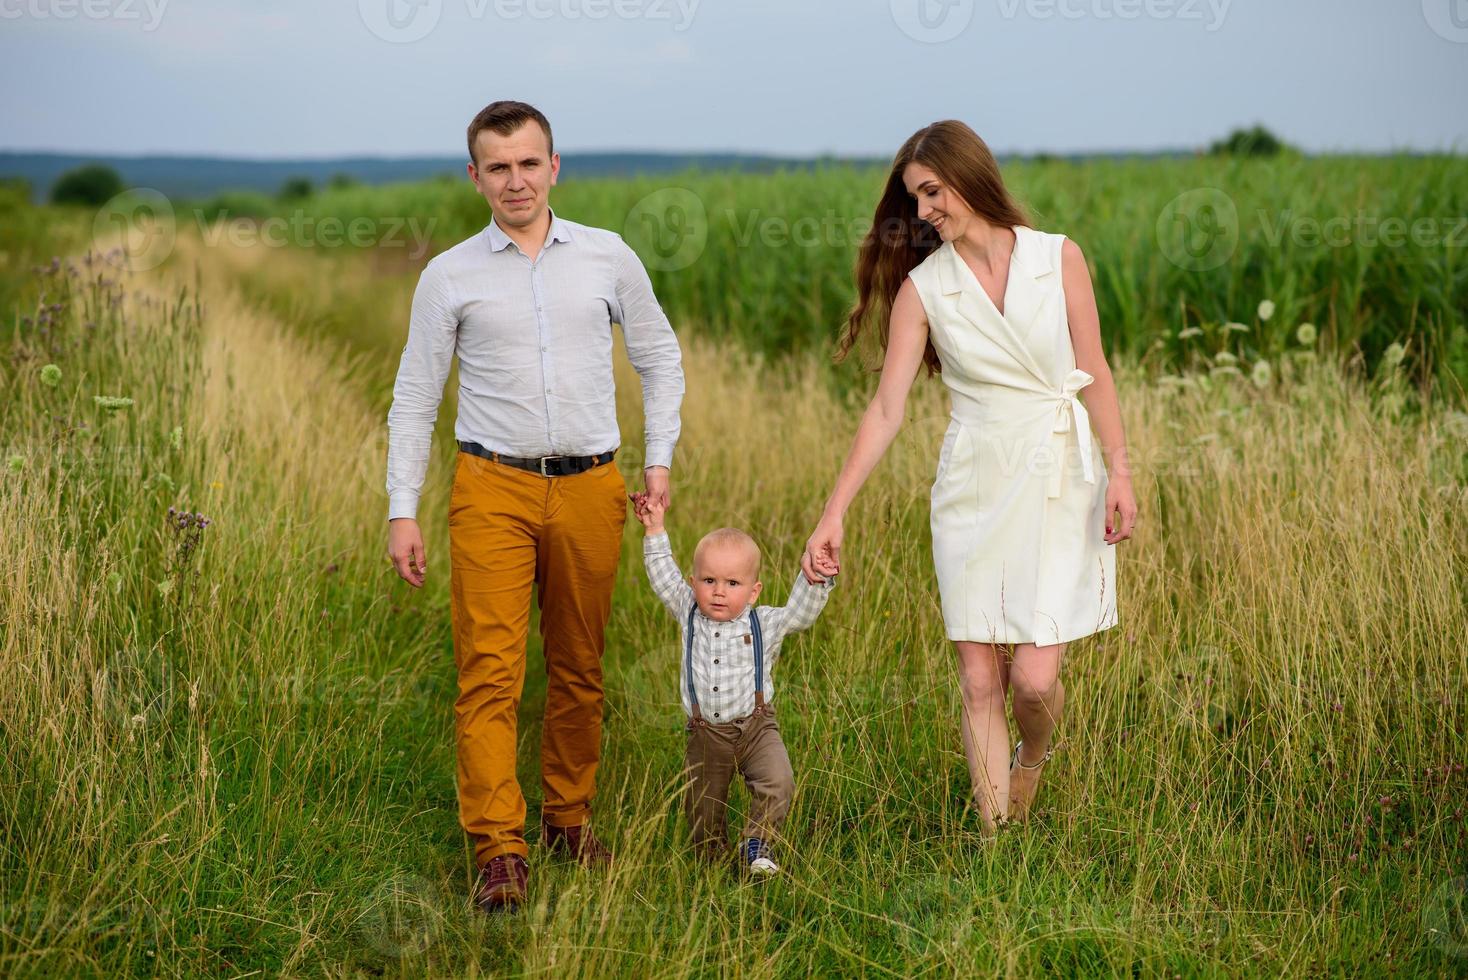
[{"xmin": 1048, "ymin": 368, "xmax": 1097, "ymax": 498}]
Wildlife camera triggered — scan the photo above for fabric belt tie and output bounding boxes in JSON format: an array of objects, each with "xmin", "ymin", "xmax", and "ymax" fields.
[{"xmin": 1049, "ymin": 368, "xmax": 1097, "ymax": 499}]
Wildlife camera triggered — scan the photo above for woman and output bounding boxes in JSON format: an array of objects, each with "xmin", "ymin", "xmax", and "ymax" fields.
[{"xmin": 802, "ymin": 120, "xmax": 1137, "ymax": 832}]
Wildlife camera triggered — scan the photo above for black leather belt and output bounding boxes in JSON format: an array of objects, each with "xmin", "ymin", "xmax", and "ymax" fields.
[{"xmin": 458, "ymin": 440, "xmax": 616, "ymax": 477}]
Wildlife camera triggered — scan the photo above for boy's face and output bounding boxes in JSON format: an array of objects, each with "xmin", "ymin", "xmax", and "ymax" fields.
[{"xmin": 690, "ymin": 542, "xmax": 762, "ymax": 623}]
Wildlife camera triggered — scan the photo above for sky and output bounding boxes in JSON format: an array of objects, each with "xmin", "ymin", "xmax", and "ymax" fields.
[{"xmin": 1, "ymin": 0, "xmax": 1465, "ymax": 159}]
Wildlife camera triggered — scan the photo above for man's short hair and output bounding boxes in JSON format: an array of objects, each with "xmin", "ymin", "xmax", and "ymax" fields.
[
  {"xmin": 467, "ymin": 101, "xmax": 554, "ymax": 168},
  {"xmin": 692, "ymin": 528, "xmax": 762, "ymax": 580}
]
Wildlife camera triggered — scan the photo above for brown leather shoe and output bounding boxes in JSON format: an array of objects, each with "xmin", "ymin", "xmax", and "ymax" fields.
[
  {"xmin": 541, "ymin": 821, "xmax": 613, "ymax": 868},
  {"xmin": 473, "ymin": 854, "xmax": 529, "ymax": 913}
]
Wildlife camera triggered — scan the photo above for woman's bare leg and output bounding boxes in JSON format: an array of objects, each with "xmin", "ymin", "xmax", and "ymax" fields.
[
  {"xmin": 1007, "ymin": 641, "xmax": 1066, "ymax": 820},
  {"xmin": 954, "ymin": 641, "xmax": 1012, "ymax": 832}
]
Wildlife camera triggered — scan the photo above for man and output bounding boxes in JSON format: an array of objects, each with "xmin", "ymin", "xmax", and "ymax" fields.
[{"xmin": 384, "ymin": 100, "xmax": 684, "ymax": 913}]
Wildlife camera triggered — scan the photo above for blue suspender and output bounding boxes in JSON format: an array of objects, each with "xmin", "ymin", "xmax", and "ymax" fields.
[
  {"xmin": 684, "ymin": 603, "xmax": 700, "ymax": 718},
  {"xmin": 684, "ymin": 603, "xmax": 765, "ymax": 723},
  {"xmin": 750, "ymin": 608, "xmax": 766, "ymax": 709}
]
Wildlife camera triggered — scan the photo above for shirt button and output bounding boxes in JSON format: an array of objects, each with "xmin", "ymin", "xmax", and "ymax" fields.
[
  {"xmin": 713, "ymin": 712, "xmax": 720, "ymax": 718},
  {"xmin": 713, "ymin": 659, "xmax": 719, "ymax": 664},
  {"xmin": 714, "ymin": 632, "xmax": 719, "ymax": 637},
  {"xmin": 712, "ymin": 686, "xmax": 718, "ymax": 692}
]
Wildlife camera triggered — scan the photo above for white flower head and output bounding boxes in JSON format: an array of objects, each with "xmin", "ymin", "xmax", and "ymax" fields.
[
  {"xmin": 1215, "ymin": 351, "xmax": 1239, "ymax": 366},
  {"xmin": 1251, "ymin": 359, "xmax": 1273, "ymax": 388},
  {"xmin": 1383, "ymin": 342, "xmax": 1406, "ymax": 369},
  {"xmin": 1225, "ymin": 321, "xmax": 1250, "ymax": 333},
  {"xmin": 1258, "ymin": 300, "xmax": 1276, "ymax": 322},
  {"xmin": 1295, "ymin": 322, "xmax": 1317, "ymax": 346},
  {"xmin": 1178, "ymin": 326, "xmax": 1203, "ymax": 340}
]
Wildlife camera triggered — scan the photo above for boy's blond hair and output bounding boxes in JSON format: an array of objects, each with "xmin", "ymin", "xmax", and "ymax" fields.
[{"xmin": 692, "ymin": 527, "xmax": 762, "ymax": 579}]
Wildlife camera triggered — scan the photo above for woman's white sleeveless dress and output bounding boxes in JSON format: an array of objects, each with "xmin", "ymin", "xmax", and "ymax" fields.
[{"xmin": 907, "ymin": 225, "xmax": 1119, "ymax": 646}]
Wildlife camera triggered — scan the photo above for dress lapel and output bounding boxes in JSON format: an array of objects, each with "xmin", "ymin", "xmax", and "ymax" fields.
[{"xmin": 937, "ymin": 226, "xmax": 1055, "ymax": 388}]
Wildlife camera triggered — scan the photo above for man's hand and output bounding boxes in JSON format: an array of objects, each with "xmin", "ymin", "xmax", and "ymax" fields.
[
  {"xmin": 644, "ymin": 465, "xmax": 671, "ymax": 511},
  {"xmin": 388, "ymin": 518, "xmax": 427, "ymax": 588}
]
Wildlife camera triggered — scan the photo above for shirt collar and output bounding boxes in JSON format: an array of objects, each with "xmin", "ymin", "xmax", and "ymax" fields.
[
  {"xmin": 485, "ymin": 207, "xmax": 573, "ymax": 253},
  {"xmin": 696, "ymin": 604, "xmax": 752, "ymax": 629}
]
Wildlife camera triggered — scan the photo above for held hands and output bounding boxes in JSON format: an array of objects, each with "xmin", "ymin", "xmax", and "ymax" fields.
[
  {"xmin": 801, "ymin": 513, "xmax": 842, "ymax": 585},
  {"xmin": 628, "ymin": 489, "xmax": 666, "ymax": 533}
]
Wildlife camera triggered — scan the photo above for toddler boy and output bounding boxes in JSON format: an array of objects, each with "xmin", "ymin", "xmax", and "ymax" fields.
[{"xmin": 630, "ymin": 492, "xmax": 837, "ymax": 876}]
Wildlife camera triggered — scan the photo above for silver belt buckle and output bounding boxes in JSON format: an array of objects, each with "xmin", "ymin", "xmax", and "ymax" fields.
[{"xmin": 539, "ymin": 455, "xmax": 563, "ymax": 476}]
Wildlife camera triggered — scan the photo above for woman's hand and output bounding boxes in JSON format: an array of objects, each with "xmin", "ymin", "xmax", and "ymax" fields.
[
  {"xmin": 1103, "ymin": 475, "xmax": 1137, "ymax": 545},
  {"xmin": 802, "ymin": 513, "xmax": 843, "ymax": 584}
]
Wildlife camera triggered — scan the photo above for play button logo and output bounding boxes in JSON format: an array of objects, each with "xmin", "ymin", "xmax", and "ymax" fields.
[{"xmin": 359, "ymin": 0, "xmax": 442, "ymax": 43}]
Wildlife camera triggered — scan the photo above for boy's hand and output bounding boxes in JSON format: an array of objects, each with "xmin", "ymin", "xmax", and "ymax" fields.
[{"xmin": 628, "ymin": 490, "xmax": 666, "ymax": 532}]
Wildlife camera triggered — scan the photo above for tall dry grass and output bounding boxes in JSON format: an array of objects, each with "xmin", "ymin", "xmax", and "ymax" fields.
[{"xmin": 0, "ymin": 223, "xmax": 1464, "ymax": 976}]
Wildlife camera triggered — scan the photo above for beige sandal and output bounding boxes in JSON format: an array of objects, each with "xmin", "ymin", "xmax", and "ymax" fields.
[{"xmin": 1007, "ymin": 740, "xmax": 1053, "ymax": 823}]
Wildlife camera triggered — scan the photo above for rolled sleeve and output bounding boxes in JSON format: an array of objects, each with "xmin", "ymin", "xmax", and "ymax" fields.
[
  {"xmin": 385, "ymin": 259, "xmax": 458, "ymax": 522},
  {"xmin": 613, "ymin": 241, "xmax": 684, "ymax": 471}
]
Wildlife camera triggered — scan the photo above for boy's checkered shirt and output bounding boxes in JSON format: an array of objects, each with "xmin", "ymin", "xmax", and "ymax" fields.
[{"xmin": 642, "ymin": 531, "xmax": 836, "ymax": 722}]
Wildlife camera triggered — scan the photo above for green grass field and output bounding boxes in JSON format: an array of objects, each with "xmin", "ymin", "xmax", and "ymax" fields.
[
  {"xmin": 190, "ymin": 154, "xmax": 1468, "ymax": 400},
  {"xmin": 2, "ymin": 157, "xmax": 1466, "ymax": 977}
]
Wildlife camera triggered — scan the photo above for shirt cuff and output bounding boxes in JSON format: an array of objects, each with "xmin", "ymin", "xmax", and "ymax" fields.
[
  {"xmin": 643, "ymin": 442, "xmax": 675, "ymax": 470},
  {"xmin": 388, "ymin": 491, "xmax": 419, "ymax": 522},
  {"xmin": 643, "ymin": 530, "xmax": 672, "ymax": 554}
]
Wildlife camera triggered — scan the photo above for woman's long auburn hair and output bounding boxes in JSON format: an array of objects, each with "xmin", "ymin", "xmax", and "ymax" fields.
[{"xmin": 837, "ymin": 120, "xmax": 1031, "ymax": 376}]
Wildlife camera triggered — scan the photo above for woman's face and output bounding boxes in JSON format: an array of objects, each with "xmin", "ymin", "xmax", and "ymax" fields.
[{"xmin": 902, "ymin": 161, "xmax": 973, "ymax": 242}]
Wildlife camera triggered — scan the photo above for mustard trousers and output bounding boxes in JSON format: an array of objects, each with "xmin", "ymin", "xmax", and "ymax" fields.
[{"xmin": 447, "ymin": 451, "xmax": 626, "ymax": 866}]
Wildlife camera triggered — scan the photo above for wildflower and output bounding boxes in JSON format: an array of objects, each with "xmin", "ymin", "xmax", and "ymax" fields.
[
  {"xmin": 1296, "ymin": 322, "xmax": 1317, "ymax": 346},
  {"xmin": 108, "ymin": 571, "xmax": 124, "ymax": 594},
  {"xmin": 1177, "ymin": 326, "xmax": 1203, "ymax": 340},
  {"xmin": 1258, "ymin": 300, "xmax": 1276, "ymax": 321},
  {"xmin": 157, "ymin": 578, "xmax": 174, "ymax": 598},
  {"xmin": 93, "ymin": 395, "xmax": 134, "ymax": 411},
  {"xmin": 1224, "ymin": 321, "xmax": 1250, "ymax": 333},
  {"xmin": 39, "ymin": 363, "xmax": 62, "ymax": 387},
  {"xmin": 6, "ymin": 455, "xmax": 21, "ymax": 473},
  {"xmin": 1382, "ymin": 342, "xmax": 1406, "ymax": 369},
  {"xmin": 210, "ymin": 481, "xmax": 224, "ymax": 490},
  {"xmin": 169, "ymin": 426, "xmax": 183, "ymax": 450},
  {"xmin": 1251, "ymin": 360, "xmax": 1273, "ymax": 388},
  {"xmin": 1209, "ymin": 365, "xmax": 1242, "ymax": 379},
  {"xmin": 1215, "ymin": 351, "xmax": 1238, "ymax": 366}
]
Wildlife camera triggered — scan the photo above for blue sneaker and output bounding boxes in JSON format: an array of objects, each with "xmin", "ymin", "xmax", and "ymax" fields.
[{"xmin": 739, "ymin": 837, "xmax": 780, "ymax": 877}]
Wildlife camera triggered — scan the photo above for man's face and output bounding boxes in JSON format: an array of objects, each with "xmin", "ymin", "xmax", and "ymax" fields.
[
  {"xmin": 689, "ymin": 542, "xmax": 763, "ymax": 623},
  {"xmin": 468, "ymin": 121, "xmax": 559, "ymax": 230}
]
